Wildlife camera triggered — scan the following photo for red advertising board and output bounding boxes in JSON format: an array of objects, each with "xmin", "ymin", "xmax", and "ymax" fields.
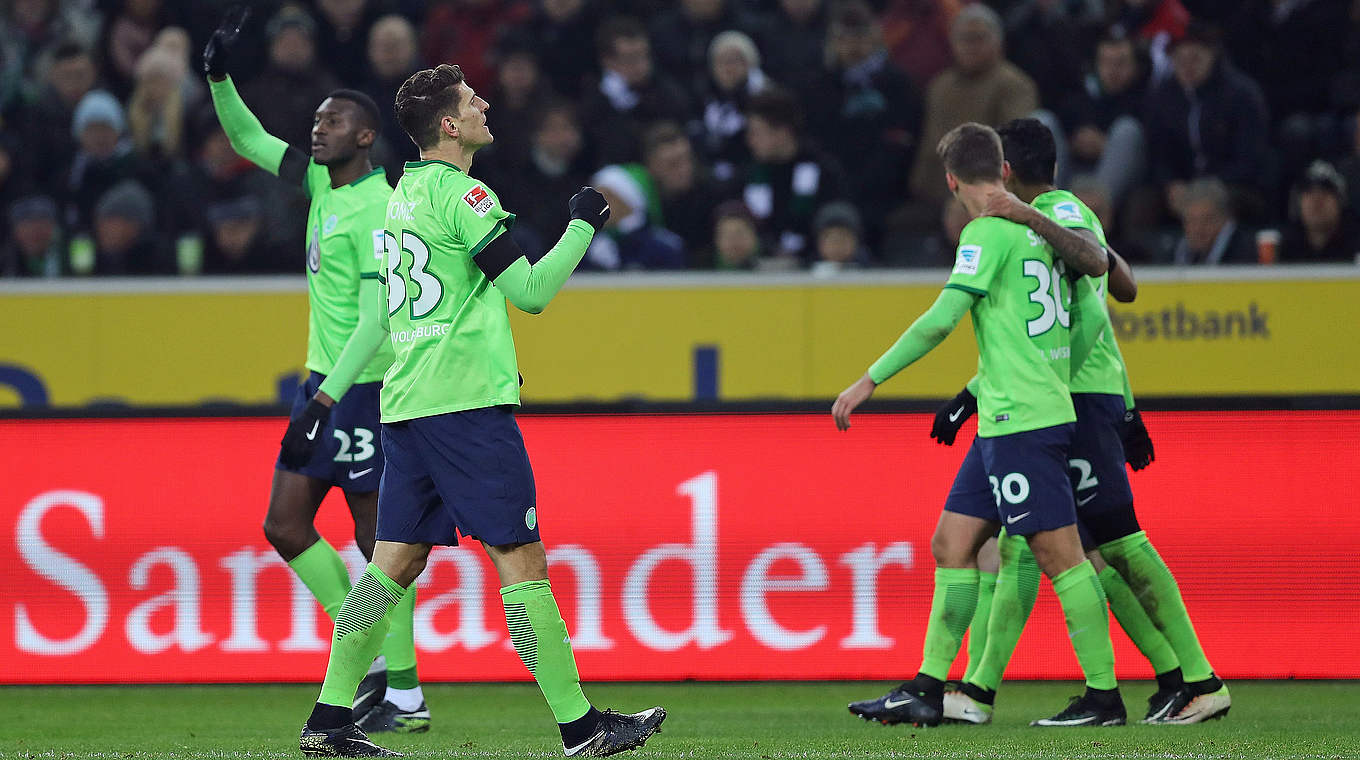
[{"xmin": 2, "ymin": 411, "xmax": 1358, "ymax": 684}]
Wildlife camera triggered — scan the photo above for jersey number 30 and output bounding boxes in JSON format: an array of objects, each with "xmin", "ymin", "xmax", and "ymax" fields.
[
  {"xmin": 385, "ymin": 230, "xmax": 443, "ymax": 319},
  {"xmin": 1023, "ymin": 259, "xmax": 1071, "ymax": 336}
]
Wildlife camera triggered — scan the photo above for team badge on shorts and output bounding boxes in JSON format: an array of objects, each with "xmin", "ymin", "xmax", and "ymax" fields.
[{"xmin": 524, "ymin": 507, "xmax": 537, "ymax": 530}]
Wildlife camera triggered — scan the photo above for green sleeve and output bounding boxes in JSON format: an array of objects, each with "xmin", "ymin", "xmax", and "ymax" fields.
[
  {"xmin": 208, "ymin": 76, "xmax": 289, "ymax": 177},
  {"xmin": 868, "ymin": 287, "xmax": 975, "ymax": 385},
  {"xmin": 491, "ymin": 220, "xmax": 595, "ymax": 314},
  {"xmin": 318, "ymin": 277, "xmax": 389, "ymax": 401},
  {"xmin": 965, "ymin": 375, "xmax": 980, "ymax": 395}
]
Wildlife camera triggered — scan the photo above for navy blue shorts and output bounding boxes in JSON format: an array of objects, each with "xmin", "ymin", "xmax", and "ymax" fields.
[
  {"xmin": 276, "ymin": 371, "xmax": 383, "ymax": 491},
  {"xmin": 377, "ymin": 405, "xmax": 539, "ymax": 547},
  {"xmin": 1069, "ymin": 393, "xmax": 1137, "ymax": 549},
  {"xmin": 975, "ymin": 423, "xmax": 1078, "ymax": 537},
  {"xmin": 943, "ymin": 440, "xmax": 997, "ymax": 522}
]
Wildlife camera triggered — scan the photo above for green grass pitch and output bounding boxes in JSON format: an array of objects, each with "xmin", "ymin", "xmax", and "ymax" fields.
[{"xmin": 4, "ymin": 681, "xmax": 1357, "ymax": 759}]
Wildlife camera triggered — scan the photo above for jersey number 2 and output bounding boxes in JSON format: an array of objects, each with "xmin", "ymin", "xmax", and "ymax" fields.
[{"xmin": 385, "ymin": 230, "xmax": 443, "ymax": 319}]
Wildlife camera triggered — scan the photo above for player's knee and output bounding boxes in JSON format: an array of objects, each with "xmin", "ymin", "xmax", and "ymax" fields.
[
  {"xmin": 930, "ymin": 529, "xmax": 973, "ymax": 568},
  {"xmin": 262, "ymin": 517, "xmax": 312, "ymax": 559}
]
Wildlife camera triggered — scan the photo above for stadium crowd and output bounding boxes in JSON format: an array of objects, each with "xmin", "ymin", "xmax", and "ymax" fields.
[{"xmin": 2, "ymin": 0, "xmax": 1359, "ymax": 277}]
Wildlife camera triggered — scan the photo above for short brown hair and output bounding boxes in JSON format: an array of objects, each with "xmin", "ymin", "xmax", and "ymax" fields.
[
  {"xmin": 642, "ymin": 121, "xmax": 688, "ymax": 160},
  {"xmin": 937, "ymin": 122, "xmax": 1003, "ymax": 183},
  {"xmin": 394, "ymin": 63, "xmax": 465, "ymax": 150}
]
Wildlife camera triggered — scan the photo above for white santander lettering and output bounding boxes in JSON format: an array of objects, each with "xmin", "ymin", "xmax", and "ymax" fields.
[
  {"xmin": 125, "ymin": 548, "xmax": 214, "ymax": 653},
  {"xmin": 414, "ymin": 549, "xmax": 499, "ymax": 651},
  {"xmin": 623, "ymin": 471, "xmax": 733, "ymax": 651},
  {"xmin": 546, "ymin": 545, "xmax": 614, "ymax": 650},
  {"xmin": 14, "ymin": 490, "xmax": 109, "ymax": 656},
  {"xmin": 838, "ymin": 542, "xmax": 915, "ymax": 649},
  {"xmin": 740, "ymin": 542, "xmax": 828, "ymax": 650}
]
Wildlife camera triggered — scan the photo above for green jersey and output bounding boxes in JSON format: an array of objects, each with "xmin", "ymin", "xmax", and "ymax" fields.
[
  {"xmin": 302, "ymin": 162, "xmax": 395, "ymax": 383},
  {"xmin": 946, "ymin": 216, "xmax": 1075, "ymax": 437},
  {"xmin": 380, "ymin": 159, "xmax": 520, "ymax": 422},
  {"xmin": 1030, "ymin": 190, "xmax": 1125, "ymax": 396}
]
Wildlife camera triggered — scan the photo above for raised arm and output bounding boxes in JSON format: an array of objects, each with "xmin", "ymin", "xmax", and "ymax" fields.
[
  {"xmin": 203, "ymin": 8, "xmax": 308, "ymax": 185},
  {"xmin": 473, "ymin": 187, "xmax": 609, "ymax": 314},
  {"xmin": 832, "ymin": 287, "xmax": 976, "ymax": 431},
  {"xmin": 981, "ymin": 190, "xmax": 1108, "ymax": 277}
]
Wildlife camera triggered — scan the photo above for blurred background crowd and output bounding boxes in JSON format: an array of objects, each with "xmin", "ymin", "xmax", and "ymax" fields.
[{"xmin": 2, "ymin": 0, "xmax": 1359, "ymax": 277}]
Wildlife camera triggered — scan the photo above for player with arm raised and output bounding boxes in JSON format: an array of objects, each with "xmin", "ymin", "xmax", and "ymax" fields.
[
  {"xmin": 837, "ymin": 123, "xmax": 1124, "ymax": 729},
  {"xmin": 298, "ymin": 64, "xmax": 666, "ymax": 759},
  {"xmin": 938, "ymin": 118, "xmax": 1227, "ymax": 726},
  {"xmin": 202, "ymin": 9, "xmax": 428, "ymax": 733}
]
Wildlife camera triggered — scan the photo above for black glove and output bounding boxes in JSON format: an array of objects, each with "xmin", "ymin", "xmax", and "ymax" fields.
[
  {"xmin": 568, "ymin": 186, "xmax": 610, "ymax": 232},
  {"xmin": 280, "ymin": 398, "xmax": 331, "ymax": 468},
  {"xmin": 929, "ymin": 387, "xmax": 977, "ymax": 445},
  {"xmin": 203, "ymin": 6, "xmax": 250, "ymax": 79},
  {"xmin": 1120, "ymin": 407, "xmax": 1155, "ymax": 471}
]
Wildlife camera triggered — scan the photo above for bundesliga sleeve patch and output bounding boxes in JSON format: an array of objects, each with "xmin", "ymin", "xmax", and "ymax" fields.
[
  {"xmin": 953, "ymin": 244, "xmax": 981, "ymax": 275},
  {"xmin": 463, "ymin": 185, "xmax": 495, "ymax": 217},
  {"xmin": 1054, "ymin": 201, "xmax": 1083, "ymax": 223}
]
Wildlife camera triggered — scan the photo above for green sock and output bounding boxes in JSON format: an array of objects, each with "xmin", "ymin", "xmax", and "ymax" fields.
[
  {"xmin": 317, "ymin": 564, "xmax": 404, "ymax": 707},
  {"xmin": 1098, "ymin": 564, "xmax": 1179, "ymax": 675},
  {"xmin": 918, "ymin": 567, "xmax": 979, "ymax": 681},
  {"xmin": 1051, "ymin": 560, "xmax": 1117, "ymax": 691},
  {"xmin": 967, "ymin": 532, "xmax": 1040, "ymax": 692},
  {"xmin": 1100, "ymin": 531, "xmax": 1214, "ymax": 683},
  {"xmin": 502, "ymin": 580, "xmax": 592, "ymax": 724},
  {"xmin": 381, "ymin": 585, "xmax": 418, "ymax": 688},
  {"xmin": 287, "ymin": 538, "xmax": 352, "ymax": 621},
  {"xmin": 961, "ymin": 570, "xmax": 997, "ymax": 683}
]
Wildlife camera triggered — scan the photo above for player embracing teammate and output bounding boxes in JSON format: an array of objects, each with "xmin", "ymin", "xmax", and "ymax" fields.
[{"xmin": 838, "ymin": 119, "xmax": 1227, "ymax": 727}]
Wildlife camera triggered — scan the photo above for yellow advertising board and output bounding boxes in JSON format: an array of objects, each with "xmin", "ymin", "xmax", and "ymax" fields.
[{"xmin": 2, "ymin": 270, "xmax": 1356, "ymax": 408}]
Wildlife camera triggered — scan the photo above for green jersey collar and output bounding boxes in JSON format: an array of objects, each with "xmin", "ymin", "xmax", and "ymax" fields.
[
  {"xmin": 345, "ymin": 166, "xmax": 386, "ymax": 187},
  {"xmin": 405, "ymin": 159, "xmax": 465, "ymax": 173}
]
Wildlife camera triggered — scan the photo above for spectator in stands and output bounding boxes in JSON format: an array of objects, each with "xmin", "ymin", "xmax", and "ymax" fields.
[
  {"xmin": 1171, "ymin": 177, "xmax": 1256, "ymax": 265},
  {"xmin": 1144, "ymin": 22, "xmax": 1270, "ymax": 222},
  {"xmin": 19, "ymin": 42, "xmax": 98, "ymax": 196},
  {"xmin": 643, "ymin": 121, "xmax": 720, "ymax": 264},
  {"xmin": 3, "ymin": 195, "xmax": 63, "ymax": 277},
  {"xmin": 479, "ymin": 36, "xmax": 551, "ymax": 175},
  {"xmin": 87, "ymin": 179, "xmax": 163, "ymax": 274},
  {"xmin": 907, "ymin": 4, "xmax": 1038, "ymax": 211},
  {"xmin": 1057, "ymin": 28, "xmax": 1149, "ymax": 208},
  {"xmin": 583, "ymin": 164, "xmax": 686, "ymax": 271},
  {"xmin": 736, "ymin": 86, "xmax": 849, "ymax": 263},
  {"xmin": 695, "ymin": 30, "xmax": 767, "ymax": 182},
  {"xmin": 99, "ymin": 0, "xmax": 168, "ymax": 97},
  {"xmin": 421, "ymin": 0, "xmax": 531, "ymax": 93},
  {"xmin": 488, "ymin": 100, "xmax": 590, "ymax": 255},
  {"xmin": 1282, "ymin": 160, "xmax": 1360, "ymax": 263},
  {"xmin": 763, "ymin": 0, "xmax": 827, "ymax": 88},
  {"xmin": 1004, "ymin": 0, "xmax": 1100, "ymax": 110},
  {"xmin": 64, "ymin": 89, "xmax": 141, "ymax": 231},
  {"xmin": 242, "ymin": 5, "xmax": 340, "ymax": 153},
  {"xmin": 525, "ymin": 0, "xmax": 597, "ymax": 99},
  {"xmin": 707, "ymin": 199, "xmax": 767, "ymax": 270},
  {"xmin": 201, "ymin": 195, "xmax": 292, "ymax": 274},
  {"xmin": 580, "ymin": 17, "xmax": 691, "ymax": 165},
  {"xmin": 1338, "ymin": 115, "xmax": 1360, "ymax": 220},
  {"xmin": 813, "ymin": 0, "xmax": 920, "ymax": 254},
  {"xmin": 649, "ymin": 0, "xmax": 768, "ymax": 104},
  {"xmin": 0, "ymin": 0, "xmax": 91, "ymax": 113},
  {"xmin": 126, "ymin": 38, "xmax": 192, "ymax": 162},
  {"xmin": 811, "ymin": 200, "xmax": 869, "ymax": 276},
  {"xmin": 878, "ymin": 0, "xmax": 954, "ymax": 89},
  {"xmin": 314, "ymin": 0, "xmax": 379, "ymax": 86},
  {"xmin": 1105, "ymin": 0, "xmax": 1189, "ymax": 79},
  {"xmin": 360, "ymin": 14, "xmax": 421, "ymax": 175}
]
